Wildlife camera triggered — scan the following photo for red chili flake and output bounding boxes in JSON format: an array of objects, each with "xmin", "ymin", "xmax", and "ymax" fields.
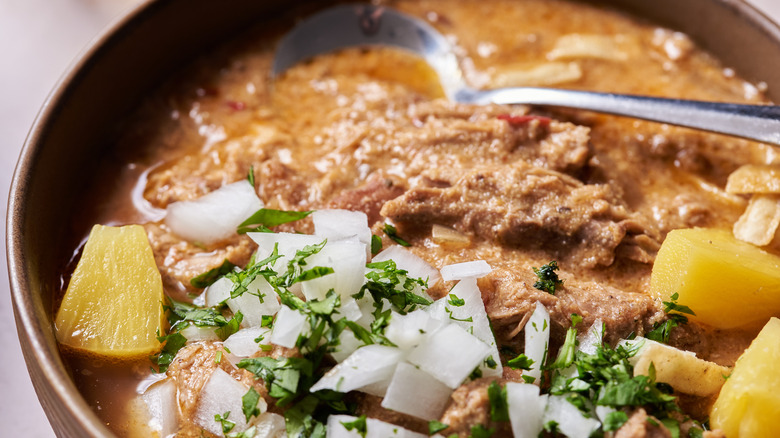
[
  {"xmin": 227, "ymin": 101, "xmax": 246, "ymax": 111},
  {"xmin": 497, "ymin": 114, "xmax": 552, "ymax": 126}
]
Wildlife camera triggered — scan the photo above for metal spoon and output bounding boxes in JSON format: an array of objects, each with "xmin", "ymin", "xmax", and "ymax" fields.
[{"xmin": 273, "ymin": 4, "xmax": 780, "ymax": 146}]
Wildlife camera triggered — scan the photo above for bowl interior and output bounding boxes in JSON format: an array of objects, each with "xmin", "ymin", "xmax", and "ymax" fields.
[{"xmin": 8, "ymin": 0, "xmax": 780, "ymax": 436}]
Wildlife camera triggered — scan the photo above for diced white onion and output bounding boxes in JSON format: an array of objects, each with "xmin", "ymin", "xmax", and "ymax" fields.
[
  {"xmin": 525, "ymin": 302, "xmax": 550, "ymax": 382},
  {"xmin": 326, "ymin": 415, "xmax": 427, "ymax": 438},
  {"xmin": 224, "ymin": 326, "xmax": 271, "ymax": 358},
  {"xmin": 227, "ymin": 276, "xmax": 280, "ymax": 327},
  {"xmin": 381, "ymin": 362, "xmax": 453, "ymax": 420},
  {"xmin": 252, "ymin": 412, "xmax": 286, "ymax": 438},
  {"xmin": 330, "ymin": 329, "xmax": 363, "ymax": 363},
  {"xmin": 542, "ymin": 395, "xmax": 600, "ymax": 438},
  {"xmin": 179, "ymin": 324, "xmax": 220, "ymax": 342},
  {"xmin": 141, "ymin": 378, "xmax": 179, "ymax": 438},
  {"xmin": 194, "ymin": 368, "xmax": 266, "ymax": 437},
  {"xmin": 406, "ymin": 324, "xmax": 491, "ymax": 388},
  {"xmin": 310, "ymin": 345, "xmax": 403, "ymax": 395},
  {"xmin": 430, "ymin": 278, "xmax": 501, "ymax": 377},
  {"xmin": 439, "ymin": 260, "xmax": 492, "ymax": 281},
  {"xmin": 577, "ymin": 319, "xmax": 604, "ymax": 355},
  {"xmin": 205, "ymin": 276, "xmax": 233, "ymax": 307},
  {"xmin": 506, "ymin": 383, "xmax": 547, "ymax": 438},
  {"xmin": 372, "ymin": 246, "xmax": 441, "ymax": 292},
  {"xmin": 300, "ymin": 240, "xmax": 367, "ymax": 301},
  {"xmin": 207, "ymin": 275, "xmax": 280, "ymax": 327},
  {"xmin": 595, "ymin": 405, "xmax": 617, "ymax": 424},
  {"xmin": 385, "ymin": 310, "xmax": 446, "ymax": 352},
  {"xmin": 335, "ymin": 298, "xmax": 363, "ymax": 322},
  {"xmin": 166, "ymin": 181, "xmax": 262, "ymax": 244},
  {"xmin": 312, "ymin": 209, "xmax": 372, "ymax": 257},
  {"xmin": 270, "ymin": 306, "xmax": 307, "ymax": 348}
]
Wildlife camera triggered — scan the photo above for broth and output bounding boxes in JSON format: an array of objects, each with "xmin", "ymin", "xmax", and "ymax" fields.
[{"xmin": 57, "ymin": 0, "xmax": 776, "ymax": 436}]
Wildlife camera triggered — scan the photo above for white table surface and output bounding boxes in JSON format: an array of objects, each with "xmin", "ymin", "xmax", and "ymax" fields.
[{"xmin": 2, "ymin": 0, "xmax": 780, "ymax": 436}]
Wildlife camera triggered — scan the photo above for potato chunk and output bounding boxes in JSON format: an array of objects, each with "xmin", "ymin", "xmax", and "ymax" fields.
[
  {"xmin": 710, "ymin": 317, "xmax": 780, "ymax": 437},
  {"xmin": 650, "ymin": 228, "xmax": 780, "ymax": 329},
  {"xmin": 55, "ymin": 225, "xmax": 165, "ymax": 357}
]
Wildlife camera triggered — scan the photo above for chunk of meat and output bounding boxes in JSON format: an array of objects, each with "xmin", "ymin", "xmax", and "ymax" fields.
[
  {"xmin": 354, "ymin": 394, "xmax": 429, "ymax": 435},
  {"xmin": 382, "ymin": 163, "xmax": 659, "ymax": 268},
  {"xmin": 144, "ymin": 223, "xmax": 255, "ymax": 296},
  {"xmin": 327, "ymin": 173, "xmax": 407, "ymax": 226},
  {"xmin": 480, "ymin": 267, "xmax": 664, "ymax": 345},
  {"xmin": 143, "ymin": 123, "xmax": 287, "ymax": 208},
  {"xmin": 614, "ymin": 409, "xmax": 671, "ymax": 438},
  {"xmin": 438, "ymin": 378, "xmax": 512, "ymax": 437},
  {"xmin": 166, "ymin": 343, "xmax": 269, "ymax": 436}
]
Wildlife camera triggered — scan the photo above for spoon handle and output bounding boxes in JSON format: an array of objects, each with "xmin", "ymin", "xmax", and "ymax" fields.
[{"xmin": 462, "ymin": 87, "xmax": 780, "ymax": 146}]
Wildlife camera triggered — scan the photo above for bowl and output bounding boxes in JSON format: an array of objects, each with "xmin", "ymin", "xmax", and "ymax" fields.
[{"xmin": 7, "ymin": 0, "xmax": 780, "ymax": 436}]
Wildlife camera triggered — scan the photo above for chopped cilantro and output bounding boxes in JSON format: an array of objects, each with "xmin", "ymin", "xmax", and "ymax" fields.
[
  {"xmin": 548, "ymin": 318, "xmax": 579, "ymax": 369},
  {"xmin": 215, "ymin": 311, "xmax": 243, "ymax": 341},
  {"xmin": 647, "ymin": 292, "xmax": 696, "ymax": 344},
  {"xmin": 470, "ymin": 424, "xmax": 495, "ymax": 438},
  {"xmin": 532, "ymin": 261, "xmax": 563, "ymax": 294},
  {"xmin": 548, "ymin": 340, "xmax": 681, "ymax": 428},
  {"xmin": 603, "ymin": 411, "xmax": 629, "ymax": 431},
  {"xmin": 150, "ymin": 332, "xmax": 187, "ymax": 373},
  {"xmin": 371, "ymin": 234, "xmax": 383, "ymax": 255},
  {"xmin": 428, "ymin": 420, "xmax": 449, "ymax": 435},
  {"xmin": 521, "ymin": 375, "xmax": 536, "ymax": 384},
  {"xmin": 242, "ymin": 387, "xmax": 262, "ymax": 422},
  {"xmin": 227, "ymin": 425, "xmax": 257, "ymax": 438},
  {"xmin": 225, "ymin": 246, "xmax": 283, "ymax": 299},
  {"xmin": 294, "ymin": 266, "xmax": 335, "ymax": 283},
  {"xmin": 382, "ymin": 223, "xmax": 411, "ymax": 247},
  {"xmin": 247, "ymin": 165, "xmax": 255, "ymax": 187},
  {"xmin": 214, "ymin": 411, "xmax": 235, "ymax": 434},
  {"xmin": 661, "ymin": 418, "xmax": 681, "ymax": 438},
  {"xmin": 487, "ymin": 381, "xmax": 510, "ymax": 422},
  {"xmin": 341, "ymin": 415, "xmax": 368, "ymax": 437},
  {"xmin": 688, "ymin": 427, "xmax": 705, "ymax": 438},
  {"xmin": 507, "ymin": 353, "xmax": 534, "ymax": 371},
  {"xmin": 190, "ymin": 259, "xmax": 237, "ymax": 288},
  {"xmin": 447, "ymin": 294, "xmax": 466, "ymax": 307},
  {"xmin": 355, "ymin": 259, "xmax": 430, "ymax": 314},
  {"xmin": 283, "ymin": 396, "xmax": 327, "ymax": 438},
  {"xmin": 166, "ymin": 300, "xmax": 230, "ymax": 330},
  {"xmin": 237, "ymin": 208, "xmax": 313, "ymax": 234}
]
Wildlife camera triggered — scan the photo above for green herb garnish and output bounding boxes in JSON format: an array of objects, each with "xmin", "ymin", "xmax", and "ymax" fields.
[
  {"xmin": 647, "ymin": 292, "xmax": 696, "ymax": 344},
  {"xmin": 190, "ymin": 259, "xmax": 237, "ymax": 288},
  {"xmin": 532, "ymin": 260, "xmax": 563, "ymax": 294},
  {"xmin": 487, "ymin": 381, "xmax": 510, "ymax": 422},
  {"xmin": 429, "ymin": 420, "xmax": 449, "ymax": 435},
  {"xmin": 382, "ymin": 223, "xmax": 411, "ymax": 247},
  {"xmin": 237, "ymin": 208, "xmax": 313, "ymax": 234}
]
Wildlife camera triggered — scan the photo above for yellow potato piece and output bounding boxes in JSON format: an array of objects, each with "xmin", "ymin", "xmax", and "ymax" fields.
[
  {"xmin": 55, "ymin": 224, "xmax": 165, "ymax": 358},
  {"xmin": 711, "ymin": 317, "xmax": 780, "ymax": 437},
  {"xmin": 650, "ymin": 227, "xmax": 780, "ymax": 329}
]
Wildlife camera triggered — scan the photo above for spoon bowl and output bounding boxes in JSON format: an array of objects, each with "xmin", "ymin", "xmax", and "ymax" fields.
[{"xmin": 273, "ymin": 4, "xmax": 780, "ymax": 146}]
